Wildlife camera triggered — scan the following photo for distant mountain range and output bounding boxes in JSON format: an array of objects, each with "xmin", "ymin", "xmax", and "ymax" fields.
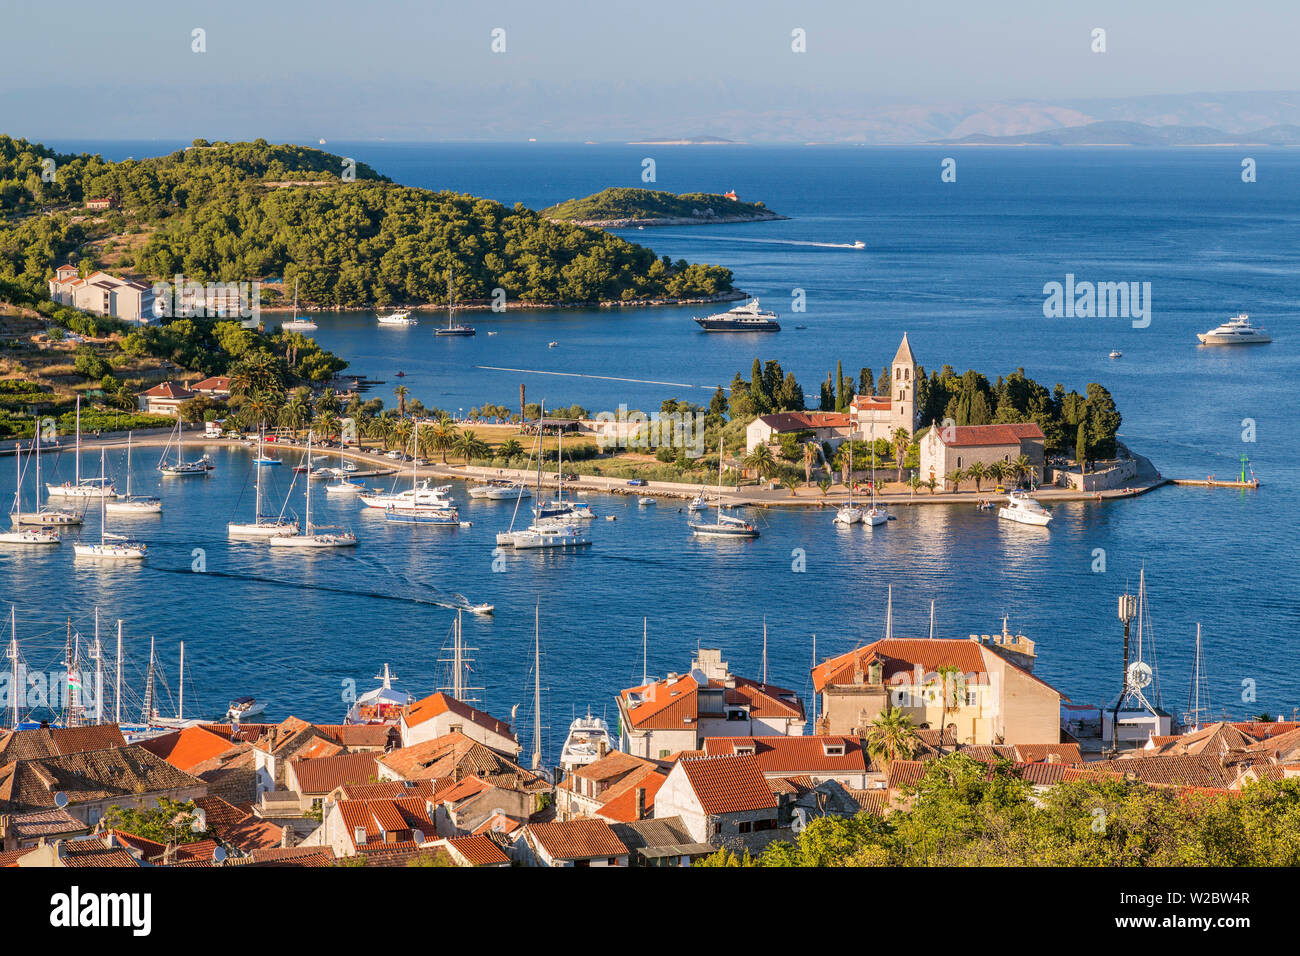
[{"xmin": 932, "ymin": 120, "xmax": 1300, "ymax": 146}]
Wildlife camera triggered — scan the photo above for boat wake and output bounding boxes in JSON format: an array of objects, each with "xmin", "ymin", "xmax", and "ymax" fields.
[{"xmin": 649, "ymin": 234, "xmax": 865, "ymax": 250}]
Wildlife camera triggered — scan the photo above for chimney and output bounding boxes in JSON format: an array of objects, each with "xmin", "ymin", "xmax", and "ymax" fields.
[
  {"xmin": 280, "ymin": 825, "xmax": 294, "ymax": 848},
  {"xmin": 1045, "ymin": 752, "xmax": 1061, "ymax": 764},
  {"xmin": 597, "ymin": 740, "xmax": 608, "ymax": 758},
  {"xmin": 635, "ymin": 787, "xmax": 646, "ymax": 821}
]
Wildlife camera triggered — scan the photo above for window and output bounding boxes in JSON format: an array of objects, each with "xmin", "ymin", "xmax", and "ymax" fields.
[
  {"xmin": 659, "ymin": 749, "xmax": 671, "ymax": 759},
  {"xmin": 737, "ymin": 821, "xmax": 752, "ymax": 833},
  {"xmin": 754, "ymin": 818, "xmax": 777, "ymax": 831},
  {"xmin": 712, "ymin": 822, "xmax": 722, "ymax": 836},
  {"xmin": 967, "ymin": 689, "xmax": 979, "ymax": 706}
]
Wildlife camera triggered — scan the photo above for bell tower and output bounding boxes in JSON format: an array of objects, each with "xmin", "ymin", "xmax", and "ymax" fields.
[{"xmin": 890, "ymin": 333, "xmax": 917, "ymax": 437}]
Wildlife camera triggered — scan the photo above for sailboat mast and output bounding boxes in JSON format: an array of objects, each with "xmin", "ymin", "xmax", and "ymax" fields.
[
  {"xmin": 642, "ymin": 618, "xmax": 647, "ymax": 685},
  {"xmin": 254, "ymin": 430, "xmax": 263, "ymax": 522},
  {"xmin": 93, "ymin": 609, "xmax": 103, "ymax": 724},
  {"xmin": 142, "ymin": 636, "xmax": 155, "ymax": 724},
  {"xmin": 115, "ymin": 620, "xmax": 122, "ymax": 725},
  {"xmin": 885, "ymin": 585, "xmax": 894, "ymax": 641},
  {"xmin": 98, "ymin": 449, "xmax": 106, "ymax": 545},
  {"xmin": 929, "ymin": 600, "xmax": 936, "ymax": 640},
  {"xmin": 12, "ymin": 442, "xmax": 19, "ymax": 517},
  {"xmin": 533, "ymin": 600, "xmax": 541, "ymax": 771},
  {"xmin": 7, "ymin": 607, "xmax": 18, "ymax": 730},
  {"xmin": 178, "ymin": 640, "xmax": 184, "ymax": 720},
  {"xmin": 75, "ymin": 395, "xmax": 81, "ymax": 485},
  {"xmin": 125, "ymin": 432, "xmax": 132, "ymax": 497},
  {"xmin": 304, "ymin": 433, "xmax": 313, "ymax": 532},
  {"xmin": 811, "ymin": 633, "xmax": 817, "ymax": 727},
  {"xmin": 33, "ymin": 433, "xmax": 40, "ymax": 515},
  {"xmin": 762, "ymin": 619, "xmax": 768, "ymax": 685},
  {"xmin": 453, "ymin": 612, "xmax": 463, "ymax": 699}
]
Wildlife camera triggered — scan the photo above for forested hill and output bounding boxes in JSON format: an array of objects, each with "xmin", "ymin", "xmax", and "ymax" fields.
[
  {"xmin": 543, "ymin": 187, "xmax": 784, "ymax": 226},
  {"xmin": 0, "ymin": 136, "xmax": 735, "ymax": 309}
]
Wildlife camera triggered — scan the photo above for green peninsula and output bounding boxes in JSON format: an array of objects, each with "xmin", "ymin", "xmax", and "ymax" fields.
[{"xmin": 542, "ymin": 187, "xmax": 786, "ymax": 228}]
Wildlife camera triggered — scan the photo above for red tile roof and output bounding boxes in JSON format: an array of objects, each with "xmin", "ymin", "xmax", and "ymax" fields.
[
  {"xmin": 138, "ymin": 726, "xmax": 238, "ymax": 772},
  {"xmin": 288, "ymin": 751, "xmax": 380, "ymax": 794},
  {"xmin": 447, "ymin": 834, "xmax": 510, "ymax": 866},
  {"xmin": 886, "ymin": 760, "xmax": 926, "ymax": 790},
  {"xmin": 621, "ymin": 672, "xmax": 803, "ymax": 731},
  {"xmin": 813, "ymin": 638, "xmax": 989, "ymax": 691},
  {"xmin": 703, "ymin": 735, "xmax": 867, "ymax": 775},
  {"xmin": 755, "ymin": 411, "xmax": 852, "ymax": 432},
  {"xmin": 404, "ymin": 692, "xmax": 515, "ymax": 741},
  {"xmin": 136, "ymin": 381, "xmax": 196, "ymax": 400},
  {"xmin": 596, "ymin": 768, "xmax": 666, "ymax": 823},
  {"xmin": 937, "ymin": 423, "xmax": 1045, "ymax": 447},
  {"xmin": 678, "ymin": 754, "xmax": 778, "ymax": 815},
  {"xmin": 527, "ymin": 818, "xmax": 627, "ymax": 861}
]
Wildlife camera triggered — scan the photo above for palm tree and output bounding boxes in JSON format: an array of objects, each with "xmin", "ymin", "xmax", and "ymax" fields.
[
  {"xmin": 393, "ymin": 384, "xmax": 410, "ymax": 418},
  {"xmin": 314, "ymin": 388, "xmax": 340, "ymax": 416},
  {"xmin": 987, "ymin": 460, "xmax": 1007, "ymax": 488},
  {"xmin": 314, "ymin": 410, "xmax": 340, "ymax": 442},
  {"xmin": 966, "ymin": 461, "xmax": 987, "ymax": 492},
  {"xmin": 499, "ymin": 438, "xmax": 524, "ymax": 461},
  {"xmin": 945, "ymin": 468, "xmax": 964, "ymax": 493},
  {"xmin": 816, "ymin": 477, "xmax": 832, "ymax": 497},
  {"xmin": 455, "ymin": 429, "xmax": 489, "ymax": 464},
  {"xmin": 280, "ymin": 394, "xmax": 310, "ymax": 438},
  {"xmin": 932, "ymin": 664, "xmax": 964, "ymax": 754},
  {"xmin": 892, "ymin": 427, "xmax": 910, "ymax": 483},
  {"xmin": 907, "ymin": 474, "xmax": 921, "ymax": 496},
  {"xmin": 429, "ymin": 417, "xmax": 457, "ymax": 464},
  {"xmin": 926, "ymin": 476, "xmax": 937, "ymax": 495},
  {"xmin": 781, "ymin": 475, "xmax": 801, "ymax": 497},
  {"xmin": 801, "ymin": 441, "xmax": 819, "ymax": 483},
  {"xmin": 864, "ymin": 707, "xmax": 920, "ymax": 767},
  {"xmin": 1012, "ymin": 453, "xmax": 1033, "ymax": 488},
  {"xmin": 742, "ymin": 443, "xmax": 775, "ymax": 483}
]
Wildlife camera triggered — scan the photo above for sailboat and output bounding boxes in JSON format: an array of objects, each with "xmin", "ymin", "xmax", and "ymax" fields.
[
  {"xmin": 281, "ymin": 277, "xmax": 318, "ymax": 332},
  {"xmin": 531, "ymin": 417, "xmax": 585, "ymax": 521},
  {"xmin": 384, "ymin": 423, "xmax": 460, "ymax": 524},
  {"xmin": 834, "ymin": 440, "xmax": 862, "ymax": 525},
  {"xmin": 434, "ymin": 266, "xmax": 475, "ymax": 336},
  {"xmin": 268, "ymin": 434, "xmax": 357, "ymax": 548},
  {"xmin": 11, "ymin": 435, "xmax": 81, "ymax": 527},
  {"xmin": 46, "ymin": 396, "xmax": 116, "ymax": 498},
  {"xmin": 228, "ymin": 431, "xmax": 300, "ymax": 537},
  {"xmin": 688, "ymin": 439, "xmax": 759, "ymax": 538},
  {"xmin": 324, "ymin": 442, "xmax": 363, "ymax": 495},
  {"xmin": 864, "ymin": 424, "xmax": 889, "ymax": 526},
  {"xmin": 0, "ymin": 445, "xmax": 60, "ymax": 544},
  {"xmin": 499, "ymin": 405, "xmax": 590, "ymax": 549},
  {"xmin": 105, "ymin": 432, "xmax": 162, "ymax": 514},
  {"xmin": 158, "ymin": 417, "xmax": 212, "ymax": 476},
  {"xmin": 147, "ymin": 640, "xmax": 204, "ymax": 729},
  {"xmin": 74, "ymin": 449, "xmax": 146, "ymax": 559}
]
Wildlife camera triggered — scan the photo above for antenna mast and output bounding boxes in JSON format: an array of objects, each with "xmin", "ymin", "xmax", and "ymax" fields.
[{"xmin": 532, "ymin": 599, "xmax": 542, "ymax": 772}]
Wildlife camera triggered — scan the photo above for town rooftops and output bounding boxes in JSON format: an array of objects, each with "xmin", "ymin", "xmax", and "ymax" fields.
[
  {"xmin": 289, "ymin": 751, "xmax": 381, "ymax": 794},
  {"xmin": 595, "ymin": 767, "xmax": 667, "ymax": 823},
  {"xmin": 0, "ymin": 744, "xmax": 201, "ymax": 812},
  {"xmin": 338, "ymin": 796, "xmax": 435, "ymax": 849},
  {"xmin": 610, "ymin": 815, "xmax": 716, "ymax": 860},
  {"xmin": 138, "ymin": 725, "xmax": 240, "ymax": 773},
  {"xmin": 811, "ymin": 637, "xmax": 1066, "ymax": 700},
  {"xmin": 527, "ymin": 818, "xmax": 627, "ymax": 861},
  {"xmin": 851, "ymin": 394, "xmax": 892, "ymax": 410},
  {"xmin": 934, "ymin": 422, "xmax": 1045, "ymax": 447},
  {"xmin": 702, "ymin": 735, "xmax": 868, "ymax": 775},
  {"xmin": 378, "ymin": 731, "xmax": 545, "ymax": 790},
  {"xmin": 404, "ymin": 691, "xmax": 515, "ymax": 741},
  {"xmin": 0, "ymin": 724, "xmax": 127, "ymax": 764},
  {"xmin": 572, "ymin": 750, "xmax": 655, "ymax": 784},
  {"xmin": 678, "ymin": 753, "xmax": 778, "ymax": 815},
  {"xmin": 189, "ymin": 375, "xmax": 231, "ymax": 393},
  {"xmin": 620, "ymin": 671, "xmax": 804, "ymax": 731},
  {"xmin": 445, "ymin": 834, "xmax": 511, "ymax": 866},
  {"xmin": 136, "ymin": 381, "xmax": 196, "ymax": 401},
  {"xmin": 754, "ymin": 410, "xmax": 852, "ymax": 432}
]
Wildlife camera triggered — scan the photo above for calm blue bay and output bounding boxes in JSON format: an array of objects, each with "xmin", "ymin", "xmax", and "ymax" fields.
[{"xmin": 8, "ymin": 142, "xmax": 1299, "ymax": 756}]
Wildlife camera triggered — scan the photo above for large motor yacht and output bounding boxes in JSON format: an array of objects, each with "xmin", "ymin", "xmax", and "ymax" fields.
[
  {"xmin": 693, "ymin": 298, "xmax": 781, "ymax": 332},
  {"xmin": 1197, "ymin": 314, "xmax": 1271, "ymax": 345}
]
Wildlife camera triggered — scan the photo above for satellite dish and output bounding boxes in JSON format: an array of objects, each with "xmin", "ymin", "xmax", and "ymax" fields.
[
  {"xmin": 212, "ymin": 846, "xmax": 227, "ymax": 863},
  {"xmin": 54, "ymin": 791, "xmax": 68, "ymax": 809},
  {"xmin": 1126, "ymin": 661, "xmax": 1153, "ymax": 690}
]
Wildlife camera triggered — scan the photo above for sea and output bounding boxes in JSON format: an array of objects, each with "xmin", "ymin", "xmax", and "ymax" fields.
[{"xmin": 8, "ymin": 140, "xmax": 1299, "ymax": 756}]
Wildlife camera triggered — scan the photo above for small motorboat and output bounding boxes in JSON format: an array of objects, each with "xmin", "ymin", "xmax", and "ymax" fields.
[
  {"xmin": 548, "ymin": 341, "xmax": 559, "ymax": 348},
  {"xmin": 638, "ymin": 496, "xmax": 656, "ymax": 506},
  {"xmin": 1109, "ymin": 350, "xmax": 1122, "ymax": 359},
  {"xmin": 253, "ymin": 456, "xmax": 281, "ymax": 466},
  {"xmin": 688, "ymin": 493, "xmax": 707, "ymax": 512},
  {"xmin": 226, "ymin": 696, "xmax": 266, "ymax": 721},
  {"xmin": 468, "ymin": 603, "xmax": 495, "ymax": 616},
  {"xmin": 998, "ymin": 492, "xmax": 1053, "ymax": 527}
]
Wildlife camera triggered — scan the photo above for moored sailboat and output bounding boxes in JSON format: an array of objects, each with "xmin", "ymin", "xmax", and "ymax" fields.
[
  {"xmin": 268, "ymin": 434, "xmax": 357, "ymax": 549},
  {"xmin": 105, "ymin": 432, "xmax": 162, "ymax": 514}
]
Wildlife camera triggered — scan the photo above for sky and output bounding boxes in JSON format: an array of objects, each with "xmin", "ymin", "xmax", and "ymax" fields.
[{"xmin": 4, "ymin": 0, "xmax": 1300, "ymax": 142}]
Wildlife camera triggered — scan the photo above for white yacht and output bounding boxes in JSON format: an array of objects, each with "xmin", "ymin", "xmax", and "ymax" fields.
[
  {"xmin": 834, "ymin": 440, "xmax": 862, "ymax": 525},
  {"xmin": 8, "ymin": 442, "xmax": 70, "ymax": 538},
  {"xmin": 11, "ymin": 437, "xmax": 80, "ymax": 527},
  {"xmin": 503, "ymin": 520, "xmax": 591, "ymax": 549},
  {"xmin": 485, "ymin": 483, "xmax": 532, "ymax": 501},
  {"xmin": 1197, "ymin": 314, "xmax": 1271, "ymax": 345},
  {"xmin": 105, "ymin": 432, "xmax": 162, "ymax": 514},
  {"xmin": 281, "ymin": 278, "xmax": 318, "ymax": 331},
  {"xmin": 0, "ymin": 528, "xmax": 61, "ymax": 545},
  {"xmin": 228, "ymin": 434, "xmax": 300, "ymax": 538},
  {"xmin": 688, "ymin": 492, "xmax": 708, "ymax": 512},
  {"xmin": 559, "ymin": 709, "xmax": 617, "ymax": 774},
  {"xmin": 46, "ymin": 397, "xmax": 116, "ymax": 499},
  {"xmin": 694, "ymin": 298, "xmax": 781, "ymax": 332},
  {"xmin": 690, "ymin": 441, "xmax": 760, "ymax": 538},
  {"xmin": 344, "ymin": 664, "xmax": 412, "ymax": 724},
  {"xmin": 359, "ymin": 480, "xmax": 452, "ymax": 509},
  {"xmin": 998, "ymin": 491, "xmax": 1053, "ymax": 527},
  {"xmin": 268, "ymin": 436, "xmax": 357, "ymax": 549},
  {"xmin": 377, "ymin": 310, "xmax": 417, "ymax": 326},
  {"xmin": 158, "ymin": 419, "xmax": 212, "ymax": 476},
  {"xmin": 74, "ymin": 449, "xmax": 147, "ymax": 559}
]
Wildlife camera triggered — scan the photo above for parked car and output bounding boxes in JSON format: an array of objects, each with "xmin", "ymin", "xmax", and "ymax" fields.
[
  {"xmin": 385, "ymin": 450, "xmax": 401, "ymax": 460},
  {"xmin": 626, "ymin": 478, "xmax": 647, "ymax": 486},
  {"xmin": 563, "ymin": 473, "xmax": 578, "ymax": 482}
]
